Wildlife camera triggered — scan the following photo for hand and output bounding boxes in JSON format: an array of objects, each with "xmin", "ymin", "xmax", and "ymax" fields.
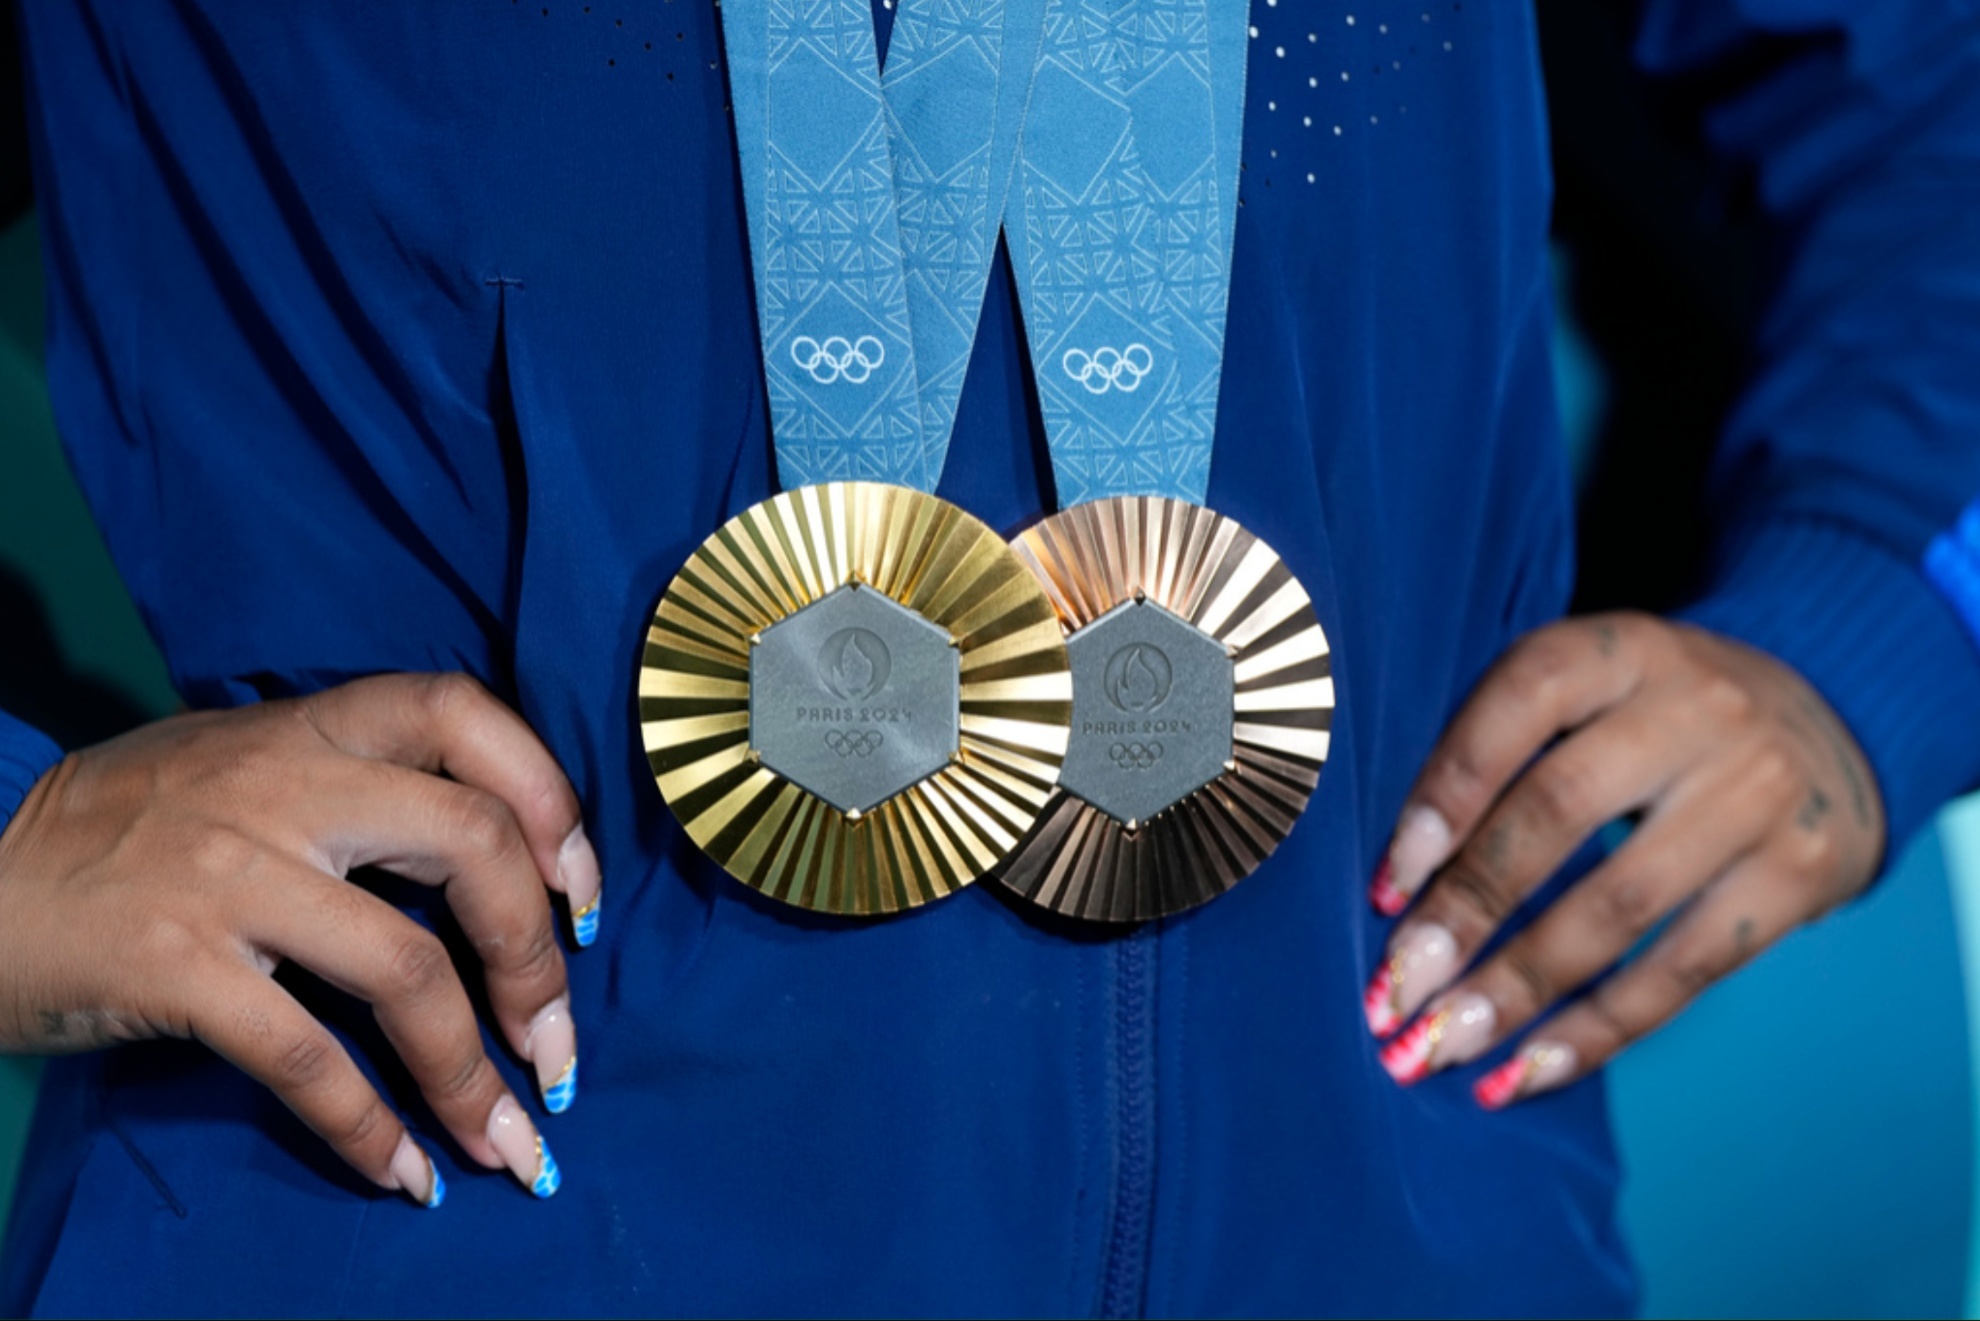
[
  {"xmin": 1361, "ymin": 613, "xmax": 1885, "ymax": 1105},
  {"xmin": 0, "ymin": 674, "xmax": 602, "ymax": 1205}
]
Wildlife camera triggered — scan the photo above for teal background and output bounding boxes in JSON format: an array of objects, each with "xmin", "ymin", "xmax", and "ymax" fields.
[{"xmin": 1, "ymin": 202, "xmax": 1978, "ymax": 1314}]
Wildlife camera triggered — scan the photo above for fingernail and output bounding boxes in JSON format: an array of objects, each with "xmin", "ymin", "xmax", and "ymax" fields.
[
  {"xmin": 487, "ymin": 1094, "xmax": 562, "ymax": 1198},
  {"xmin": 1369, "ymin": 856, "xmax": 1410, "ymax": 917},
  {"xmin": 560, "ymin": 826, "xmax": 602, "ymax": 948},
  {"xmin": 1379, "ymin": 993, "xmax": 1496, "ymax": 1085},
  {"xmin": 525, "ymin": 996, "xmax": 578, "ymax": 1115},
  {"xmin": 1474, "ymin": 1041, "xmax": 1579, "ymax": 1111},
  {"xmin": 1385, "ymin": 805, "xmax": 1453, "ymax": 906},
  {"xmin": 388, "ymin": 1133, "xmax": 445, "ymax": 1209},
  {"xmin": 1362, "ymin": 922, "xmax": 1459, "ymax": 1037}
]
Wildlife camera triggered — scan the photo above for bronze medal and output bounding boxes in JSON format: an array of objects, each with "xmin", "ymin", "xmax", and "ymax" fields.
[{"xmin": 998, "ymin": 496, "xmax": 1334, "ymax": 921}]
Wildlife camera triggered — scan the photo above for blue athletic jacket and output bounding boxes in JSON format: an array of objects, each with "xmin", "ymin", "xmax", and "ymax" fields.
[{"xmin": 6, "ymin": 1, "xmax": 1980, "ymax": 1315}]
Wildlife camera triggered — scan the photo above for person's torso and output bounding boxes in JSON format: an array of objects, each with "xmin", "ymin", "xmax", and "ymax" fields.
[{"xmin": 11, "ymin": 3, "xmax": 1628, "ymax": 1314}]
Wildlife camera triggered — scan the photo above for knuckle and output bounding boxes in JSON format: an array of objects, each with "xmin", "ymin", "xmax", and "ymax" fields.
[
  {"xmin": 449, "ymin": 791, "xmax": 524, "ymax": 865},
  {"xmin": 1591, "ymin": 874, "xmax": 1660, "ymax": 940},
  {"xmin": 1422, "ymin": 751, "xmax": 1487, "ymax": 819},
  {"xmin": 417, "ymin": 672, "xmax": 490, "ymax": 727},
  {"xmin": 1524, "ymin": 759, "xmax": 1595, "ymax": 830},
  {"xmin": 1506, "ymin": 635, "xmax": 1576, "ymax": 705},
  {"xmin": 273, "ymin": 1028, "xmax": 339, "ymax": 1092},
  {"xmin": 326, "ymin": 1095, "xmax": 392, "ymax": 1156},
  {"xmin": 515, "ymin": 768, "xmax": 577, "ymax": 834},
  {"xmin": 186, "ymin": 827, "xmax": 262, "ymax": 881},
  {"xmin": 479, "ymin": 911, "xmax": 562, "ymax": 985},
  {"xmin": 1789, "ymin": 827, "xmax": 1842, "ymax": 875},
  {"xmin": 1436, "ymin": 860, "xmax": 1513, "ymax": 931},
  {"xmin": 135, "ymin": 916, "xmax": 209, "ymax": 971},
  {"xmin": 1660, "ymin": 947, "xmax": 1732, "ymax": 998},
  {"xmin": 503, "ymin": 920, "xmax": 563, "ymax": 983},
  {"xmin": 431, "ymin": 1049, "xmax": 496, "ymax": 1108},
  {"xmin": 1748, "ymin": 747, "xmax": 1797, "ymax": 802},
  {"xmin": 1499, "ymin": 950, "xmax": 1555, "ymax": 1016},
  {"xmin": 1584, "ymin": 986, "xmax": 1637, "ymax": 1050},
  {"xmin": 385, "ymin": 932, "xmax": 456, "ymax": 1004},
  {"xmin": 1698, "ymin": 675, "xmax": 1757, "ymax": 726}
]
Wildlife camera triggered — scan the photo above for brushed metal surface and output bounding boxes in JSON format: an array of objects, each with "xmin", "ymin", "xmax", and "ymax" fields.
[
  {"xmin": 748, "ymin": 584, "xmax": 961, "ymax": 814},
  {"xmin": 640, "ymin": 482, "xmax": 1072, "ymax": 916},
  {"xmin": 1000, "ymin": 496, "xmax": 1333, "ymax": 922}
]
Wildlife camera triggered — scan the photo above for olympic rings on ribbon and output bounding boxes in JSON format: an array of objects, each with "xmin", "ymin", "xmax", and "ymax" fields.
[
  {"xmin": 790, "ymin": 334, "xmax": 887, "ymax": 385},
  {"xmin": 1107, "ymin": 741, "xmax": 1164, "ymax": 771},
  {"xmin": 824, "ymin": 728, "xmax": 886, "ymax": 758},
  {"xmin": 1061, "ymin": 343, "xmax": 1154, "ymax": 395}
]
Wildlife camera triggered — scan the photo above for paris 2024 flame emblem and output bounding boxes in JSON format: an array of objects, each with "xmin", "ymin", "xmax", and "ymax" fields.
[
  {"xmin": 1103, "ymin": 643, "xmax": 1172, "ymax": 714},
  {"xmin": 818, "ymin": 628, "xmax": 892, "ymax": 702}
]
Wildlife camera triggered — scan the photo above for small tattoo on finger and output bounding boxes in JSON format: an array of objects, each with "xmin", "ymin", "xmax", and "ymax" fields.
[{"xmin": 1734, "ymin": 917, "xmax": 1756, "ymax": 958}]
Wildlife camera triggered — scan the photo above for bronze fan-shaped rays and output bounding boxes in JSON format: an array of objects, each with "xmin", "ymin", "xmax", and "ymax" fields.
[
  {"xmin": 639, "ymin": 482, "xmax": 1073, "ymax": 916},
  {"xmin": 998, "ymin": 497, "xmax": 1334, "ymax": 921}
]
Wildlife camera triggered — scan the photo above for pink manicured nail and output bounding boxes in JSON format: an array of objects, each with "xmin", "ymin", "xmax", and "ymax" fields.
[
  {"xmin": 1474, "ymin": 1042, "xmax": 1579, "ymax": 1110},
  {"xmin": 388, "ymin": 1133, "xmax": 444, "ymax": 1209},
  {"xmin": 1368, "ymin": 856, "xmax": 1410, "ymax": 917},
  {"xmin": 1362, "ymin": 922, "xmax": 1459, "ymax": 1037},
  {"xmin": 1379, "ymin": 993, "xmax": 1496, "ymax": 1085},
  {"xmin": 487, "ymin": 1095, "xmax": 561, "ymax": 1198},
  {"xmin": 1386, "ymin": 805, "xmax": 1453, "ymax": 905},
  {"xmin": 560, "ymin": 826, "xmax": 602, "ymax": 948},
  {"xmin": 525, "ymin": 997, "xmax": 578, "ymax": 1115}
]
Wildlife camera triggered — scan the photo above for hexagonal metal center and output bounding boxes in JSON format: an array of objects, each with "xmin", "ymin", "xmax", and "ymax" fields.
[
  {"xmin": 1060, "ymin": 599, "xmax": 1234, "ymax": 826},
  {"xmin": 749, "ymin": 584, "xmax": 960, "ymax": 814}
]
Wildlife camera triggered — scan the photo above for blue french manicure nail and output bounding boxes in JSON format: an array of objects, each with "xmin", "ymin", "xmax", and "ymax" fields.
[
  {"xmin": 572, "ymin": 895, "xmax": 600, "ymax": 948},
  {"xmin": 531, "ymin": 1136, "xmax": 562, "ymax": 1199},
  {"xmin": 543, "ymin": 1058, "xmax": 577, "ymax": 1116}
]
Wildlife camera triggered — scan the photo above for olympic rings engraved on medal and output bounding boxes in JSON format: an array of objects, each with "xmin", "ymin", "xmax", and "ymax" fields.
[
  {"xmin": 1061, "ymin": 343, "xmax": 1154, "ymax": 395},
  {"xmin": 790, "ymin": 334, "xmax": 887, "ymax": 385},
  {"xmin": 824, "ymin": 728, "xmax": 886, "ymax": 758},
  {"xmin": 1107, "ymin": 741, "xmax": 1164, "ymax": 772}
]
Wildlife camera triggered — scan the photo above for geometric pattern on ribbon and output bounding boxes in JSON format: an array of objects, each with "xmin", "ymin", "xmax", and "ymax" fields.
[
  {"xmin": 741, "ymin": 0, "xmax": 931, "ymax": 490},
  {"xmin": 1006, "ymin": 0, "xmax": 1246, "ymax": 506},
  {"xmin": 883, "ymin": 0, "xmax": 1011, "ymax": 480},
  {"xmin": 720, "ymin": 0, "xmax": 1244, "ymax": 502},
  {"xmin": 1113, "ymin": 0, "xmax": 1232, "ymax": 500},
  {"xmin": 1007, "ymin": 0, "xmax": 1173, "ymax": 505}
]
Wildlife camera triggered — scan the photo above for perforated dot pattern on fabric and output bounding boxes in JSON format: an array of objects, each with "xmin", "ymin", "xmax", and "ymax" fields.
[
  {"xmin": 1239, "ymin": 0, "xmax": 1468, "ymax": 202},
  {"xmin": 501, "ymin": 1, "xmax": 1470, "ymax": 199},
  {"xmin": 503, "ymin": 0, "xmax": 720, "ymax": 85}
]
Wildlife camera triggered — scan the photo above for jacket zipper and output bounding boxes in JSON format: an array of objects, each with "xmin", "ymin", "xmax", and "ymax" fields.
[{"xmin": 1099, "ymin": 927, "xmax": 1158, "ymax": 1318}]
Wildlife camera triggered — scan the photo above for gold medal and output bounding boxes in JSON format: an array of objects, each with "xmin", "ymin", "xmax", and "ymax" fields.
[
  {"xmin": 639, "ymin": 482, "xmax": 1072, "ymax": 916},
  {"xmin": 998, "ymin": 496, "xmax": 1334, "ymax": 921}
]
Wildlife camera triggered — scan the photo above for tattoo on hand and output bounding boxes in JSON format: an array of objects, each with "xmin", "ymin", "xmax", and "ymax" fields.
[
  {"xmin": 1595, "ymin": 623, "xmax": 1618, "ymax": 659},
  {"xmin": 1734, "ymin": 918, "xmax": 1756, "ymax": 958},
  {"xmin": 1794, "ymin": 695, "xmax": 1873, "ymax": 832},
  {"xmin": 37, "ymin": 1010, "xmax": 66, "ymax": 1040},
  {"xmin": 1797, "ymin": 786, "xmax": 1831, "ymax": 832}
]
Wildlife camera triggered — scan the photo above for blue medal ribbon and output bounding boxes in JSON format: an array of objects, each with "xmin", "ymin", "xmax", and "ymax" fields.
[
  {"xmin": 1006, "ymin": 0, "xmax": 1248, "ymax": 506},
  {"xmin": 720, "ymin": 0, "xmax": 1245, "ymax": 504},
  {"xmin": 722, "ymin": 0, "xmax": 1046, "ymax": 493}
]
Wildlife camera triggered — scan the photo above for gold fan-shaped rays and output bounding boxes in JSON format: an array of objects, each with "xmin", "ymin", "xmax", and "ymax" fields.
[
  {"xmin": 639, "ymin": 483, "xmax": 1073, "ymax": 916},
  {"xmin": 998, "ymin": 497, "xmax": 1334, "ymax": 922}
]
